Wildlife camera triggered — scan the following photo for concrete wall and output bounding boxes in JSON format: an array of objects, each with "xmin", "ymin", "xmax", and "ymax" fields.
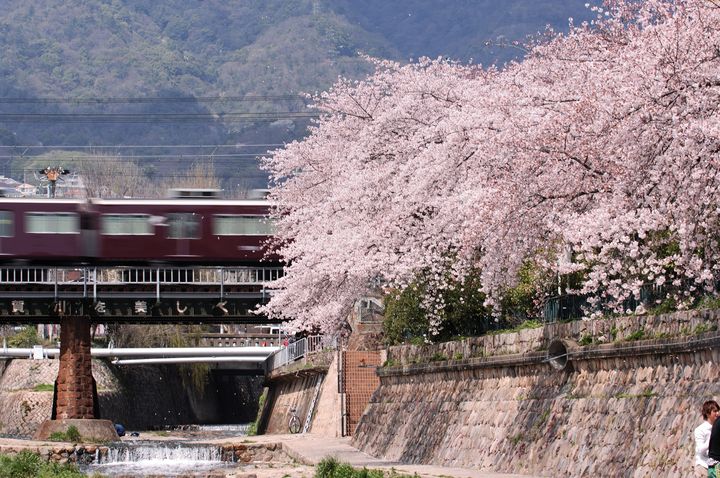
[
  {"xmin": 261, "ymin": 350, "xmax": 337, "ymax": 435},
  {"xmin": 352, "ymin": 309, "xmax": 720, "ymax": 478},
  {"xmin": 262, "ymin": 373, "xmax": 323, "ymax": 434},
  {"xmin": 311, "ymin": 353, "xmax": 341, "ymax": 438}
]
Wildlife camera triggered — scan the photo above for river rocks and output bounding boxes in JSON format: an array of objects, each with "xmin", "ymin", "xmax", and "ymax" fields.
[{"xmin": 219, "ymin": 442, "xmax": 286, "ymax": 464}]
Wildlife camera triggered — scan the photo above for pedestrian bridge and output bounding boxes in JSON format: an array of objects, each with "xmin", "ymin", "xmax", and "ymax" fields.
[
  {"xmin": 0, "ymin": 345, "xmax": 281, "ymax": 373},
  {"xmin": 0, "ymin": 335, "xmax": 332, "ymax": 373}
]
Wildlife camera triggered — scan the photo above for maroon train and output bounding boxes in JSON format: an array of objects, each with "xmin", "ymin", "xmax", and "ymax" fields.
[{"xmin": 0, "ymin": 196, "xmax": 277, "ymax": 265}]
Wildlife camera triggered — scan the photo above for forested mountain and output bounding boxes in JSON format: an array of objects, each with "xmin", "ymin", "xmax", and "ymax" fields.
[{"xmin": 0, "ymin": 0, "xmax": 591, "ymax": 191}]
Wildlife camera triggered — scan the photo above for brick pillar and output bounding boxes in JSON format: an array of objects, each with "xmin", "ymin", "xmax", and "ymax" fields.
[{"xmin": 55, "ymin": 316, "xmax": 95, "ymax": 419}]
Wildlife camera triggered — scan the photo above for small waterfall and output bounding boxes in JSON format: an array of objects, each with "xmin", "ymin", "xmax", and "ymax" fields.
[
  {"xmin": 86, "ymin": 442, "xmax": 231, "ymax": 477},
  {"xmin": 98, "ymin": 442, "xmax": 224, "ymax": 464},
  {"xmin": 194, "ymin": 424, "xmax": 251, "ymax": 434}
]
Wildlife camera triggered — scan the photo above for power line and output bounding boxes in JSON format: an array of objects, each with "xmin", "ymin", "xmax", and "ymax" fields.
[
  {"xmin": 0, "ymin": 112, "xmax": 319, "ymax": 123},
  {"xmin": 0, "ymin": 95, "xmax": 307, "ymax": 104},
  {"xmin": 3, "ymin": 154, "xmax": 272, "ymax": 160},
  {"xmin": 0, "ymin": 144, "xmax": 285, "ymax": 149}
]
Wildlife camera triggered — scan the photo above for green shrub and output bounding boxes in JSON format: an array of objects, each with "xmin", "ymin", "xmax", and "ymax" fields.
[
  {"xmin": 0, "ymin": 450, "xmax": 88, "ymax": 478},
  {"xmin": 65, "ymin": 426, "xmax": 81, "ymax": 443},
  {"xmin": 578, "ymin": 334, "xmax": 593, "ymax": 346},
  {"xmin": 47, "ymin": 425, "xmax": 81, "ymax": 443},
  {"xmin": 334, "ymin": 463, "xmax": 356, "ymax": 478},
  {"xmin": 624, "ymin": 329, "xmax": 645, "ymax": 341},
  {"xmin": 429, "ymin": 353, "xmax": 448, "ymax": 362},
  {"xmin": 696, "ymin": 295, "xmax": 720, "ymax": 310},
  {"xmin": 382, "ymin": 267, "xmax": 494, "ymax": 346},
  {"xmin": 316, "ymin": 457, "xmax": 340, "ymax": 478},
  {"xmin": 314, "ymin": 457, "xmax": 417, "ymax": 478},
  {"xmin": 7, "ymin": 326, "xmax": 39, "ymax": 348}
]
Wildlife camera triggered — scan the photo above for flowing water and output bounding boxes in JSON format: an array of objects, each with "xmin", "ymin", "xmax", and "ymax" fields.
[
  {"xmin": 83, "ymin": 442, "xmax": 234, "ymax": 477},
  {"xmin": 81, "ymin": 424, "xmax": 252, "ymax": 477}
]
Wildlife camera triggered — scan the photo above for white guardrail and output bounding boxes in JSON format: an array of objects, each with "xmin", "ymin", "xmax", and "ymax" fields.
[{"xmin": 267, "ymin": 335, "xmax": 337, "ymax": 371}]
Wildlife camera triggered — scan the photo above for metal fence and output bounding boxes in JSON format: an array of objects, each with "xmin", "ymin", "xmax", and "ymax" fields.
[
  {"xmin": 0, "ymin": 266, "xmax": 284, "ymax": 286},
  {"xmin": 266, "ymin": 335, "xmax": 337, "ymax": 371}
]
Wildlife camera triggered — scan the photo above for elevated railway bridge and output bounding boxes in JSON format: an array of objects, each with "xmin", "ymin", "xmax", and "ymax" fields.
[
  {"xmin": 0, "ymin": 265, "xmax": 283, "ymax": 323},
  {"xmin": 0, "ymin": 263, "xmax": 286, "ymax": 424}
]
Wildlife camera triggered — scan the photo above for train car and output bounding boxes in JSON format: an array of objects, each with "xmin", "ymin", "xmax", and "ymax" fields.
[
  {"xmin": 0, "ymin": 196, "xmax": 277, "ymax": 266},
  {"xmin": 88, "ymin": 197, "xmax": 276, "ymax": 265},
  {"xmin": 0, "ymin": 198, "xmax": 85, "ymax": 263}
]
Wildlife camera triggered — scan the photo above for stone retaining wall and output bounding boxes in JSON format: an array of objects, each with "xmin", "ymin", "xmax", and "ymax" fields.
[
  {"xmin": 0, "ymin": 359, "xmax": 222, "ymax": 437},
  {"xmin": 353, "ymin": 308, "xmax": 720, "ymax": 478}
]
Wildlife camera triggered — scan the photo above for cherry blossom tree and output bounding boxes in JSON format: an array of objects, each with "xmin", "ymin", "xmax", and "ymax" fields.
[{"xmin": 262, "ymin": 0, "xmax": 720, "ymax": 333}]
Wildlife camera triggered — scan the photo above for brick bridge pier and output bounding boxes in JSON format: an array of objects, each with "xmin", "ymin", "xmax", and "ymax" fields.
[
  {"xmin": 34, "ymin": 315, "xmax": 118, "ymax": 440},
  {"xmin": 56, "ymin": 316, "xmax": 95, "ymax": 419}
]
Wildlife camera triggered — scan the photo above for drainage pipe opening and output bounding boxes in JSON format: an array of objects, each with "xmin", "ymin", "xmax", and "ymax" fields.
[{"xmin": 547, "ymin": 339, "xmax": 570, "ymax": 371}]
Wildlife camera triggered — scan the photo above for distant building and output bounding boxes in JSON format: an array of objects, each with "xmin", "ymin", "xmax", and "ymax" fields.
[
  {"xmin": 0, "ymin": 176, "xmax": 21, "ymax": 197},
  {"xmin": 16, "ymin": 183, "xmax": 38, "ymax": 196}
]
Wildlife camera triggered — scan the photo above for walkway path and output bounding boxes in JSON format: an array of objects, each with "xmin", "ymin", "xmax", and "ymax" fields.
[
  {"xmin": 0, "ymin": 432, "xmax": 543, "ymax": 478},
  {"xmin": 211, "ymin": 433, "xmax": 543, "ymax": 478}
]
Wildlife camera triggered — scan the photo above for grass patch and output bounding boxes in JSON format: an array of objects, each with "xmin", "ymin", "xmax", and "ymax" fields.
[
  {"xmin": 429, "ymin": 352, "xmax": 448, "ymax": 362},
  {"xmin": 694, "ymin": 323, "xmax": 718, "ymax": 335},
  {"xmin": 32, "ymin": 383, "xmax": 54, "ymax": 392},
  {"xmin": 0, "ymin": 449, "xmax": 95, "ymax": 477},
  {"xmin": 315, "ymin": 457, "xmax": 417, "ymax": 478},
  {"xmin": 381, "ymin": 359, "xmax": 398, "ymax": 368},
  {"xmin": 578, "ymin": 334, "xmax": 593, "ymax": 346},
  {"xmin": 609, "ymin": 326, "xmax": 618, "ymax": 341},
  {"xmin": 488, "ymin": 319, "xmax": 543, "ymax": 335},
  {"xmin": 48, "ymin": 425, "xmax": 82, "ymax": 443},
  {"xmin": 247, "ymin": 388, "xmax": 268, "ymax": 436},
  {"xmin": 696, "ymin": 295, "xmax": 720, "ymax": 311},
  {"xmin": 624, "ymin": 329, "xmax": 645, "ymax": 341}
]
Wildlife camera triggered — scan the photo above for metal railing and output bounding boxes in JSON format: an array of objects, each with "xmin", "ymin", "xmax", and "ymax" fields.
[
  {"xmin": 0, "ymin": 266, "xmax": 283, "ymax": 286},
  {"xmin": 266, "ymin": 335, "xmax": 337, "ymax": 371}
]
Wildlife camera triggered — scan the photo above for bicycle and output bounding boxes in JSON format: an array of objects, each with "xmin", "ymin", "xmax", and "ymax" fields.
[{"xmin": 288, "ymin": 407, "xmax": 301, "ymax": 434}]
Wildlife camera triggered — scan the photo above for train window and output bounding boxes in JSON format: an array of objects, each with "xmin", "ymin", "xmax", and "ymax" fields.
[
  {"xmin": 213, "ymin": 215, "xmax": 275, "ymax": 235},
  {"xmin": 0, "ymin": 211, "xmax": 13, "ymax": 237},
  {"xmin": 167, "ymin": 213, "xmax": 200, "ymax": 239},
  {"xmin": 101, "ymin": 214, "xmax": 152, "ymax": 235},
  {"xmin": 25, "ymin": 212, "xmax": 79, "ymax": 234}
]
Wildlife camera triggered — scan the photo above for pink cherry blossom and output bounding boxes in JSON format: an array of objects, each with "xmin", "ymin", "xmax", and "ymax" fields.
[{"xmin": 261, "ymin": 0, "xmax": 720, "ymax": 333}]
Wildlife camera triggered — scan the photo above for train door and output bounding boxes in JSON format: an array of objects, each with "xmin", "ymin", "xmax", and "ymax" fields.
[
  {"xmin": 80, "ymin": 206, "xmax": 98, "ymax": 261},
  {"xmin": 166, "ymin": 212, "xmax": 201, "ymax": 259},
  {"xmin": 0, "ymin": 210, "xmax": 12, "ymax": 257}
]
